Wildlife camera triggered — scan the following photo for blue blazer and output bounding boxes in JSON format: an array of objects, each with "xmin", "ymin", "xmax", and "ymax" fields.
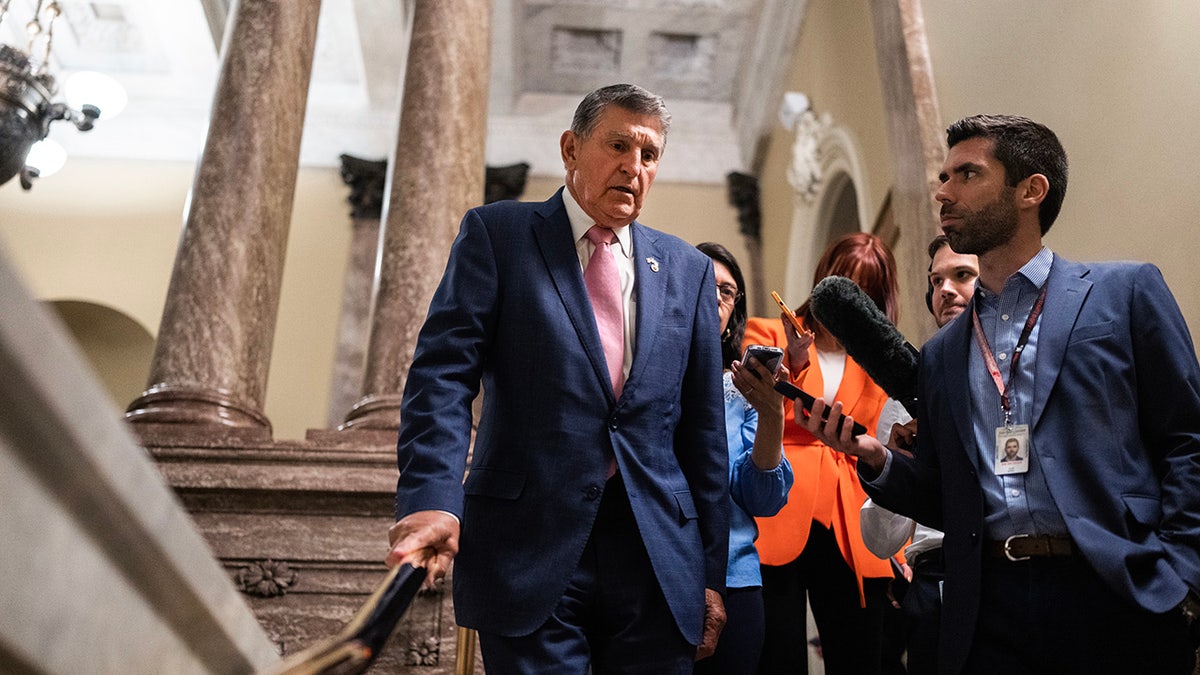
[
  {"xmin": 394, "ymin": 189, "xmax": 729, "ymax": 643},
  {"xmin": 868, "ymin": 255, "xmax": 1200, "ymax": 674}
]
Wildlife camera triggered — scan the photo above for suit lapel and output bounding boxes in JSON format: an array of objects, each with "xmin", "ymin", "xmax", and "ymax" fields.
[
  {"xmin": 531, "ymin": 190, "xmax": 614, "ymax": 402},
  {"xmin": 942, "ymin": 301, "xmax": 980, "ymax": 468},
  {"xmin": 628, "ymin": 223, "xmax": 664, "ymax": 392},
  {"xmin": 799, "ymin": 343, "xmax": 824, "ymax": 397},
  {"xmin": 796, "ymin": 345, "xmax": 863, "ymax": 415},
  {"xmin": 1031, "ymin": 256, "xmax": 1091, "ymax": 426}
]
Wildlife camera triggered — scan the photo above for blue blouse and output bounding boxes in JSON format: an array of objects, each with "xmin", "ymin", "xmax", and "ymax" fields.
[{"xmin": 723, "ymin": 371, "xmax": 794, "ymax": 588}]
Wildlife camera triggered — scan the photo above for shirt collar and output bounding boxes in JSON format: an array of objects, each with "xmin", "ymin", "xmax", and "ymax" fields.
[
  {"xmin": 977, "ymin": 246, "xmax": 1053, "ymax": 301},
  {"xmin": 562, "ymin": 185, "xmax": 632, "ymax": 258},
  {"xmin": 1017, "ymin": 246, "xmax": 1054, "ymax": 289}
]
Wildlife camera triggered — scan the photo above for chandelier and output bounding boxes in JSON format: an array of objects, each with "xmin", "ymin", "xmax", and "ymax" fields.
[{"xmin": 0, "ymin": 0, "xmax": 100, "ymax": 189}]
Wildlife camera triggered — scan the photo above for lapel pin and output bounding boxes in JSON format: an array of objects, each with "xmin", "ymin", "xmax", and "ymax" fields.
[{"xmin": 646, "ymin": 257, "xmax": 660, "ymax": 273}]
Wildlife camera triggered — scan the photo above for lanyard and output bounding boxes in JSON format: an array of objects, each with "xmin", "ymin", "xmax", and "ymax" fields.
[{"xmin": 971, "ymin": 283, "xmax": 1048, "ymax": 427}]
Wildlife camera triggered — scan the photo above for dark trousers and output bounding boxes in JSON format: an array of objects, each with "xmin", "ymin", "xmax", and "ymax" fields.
[
  {"xmin": 477, "ymin": 477, "xmax": 693, "ymax": 674},
  {"xmin": 758, "ymin": 523, "xmax": 889, "ymax": 674},
  {"xmin": 900, "ymin": 550, "xmax": 943, "ymax": 675},
  {"xmin": 881, "ymin": 586, "xmax": 908, "ymax": 675},
  {"xmin": 963, "ymin": 554, "xmax": 1194, "ymax": 674},
  {"xmin": 695, "ymin": 586, "xmax": 764, "ymax": 675}
]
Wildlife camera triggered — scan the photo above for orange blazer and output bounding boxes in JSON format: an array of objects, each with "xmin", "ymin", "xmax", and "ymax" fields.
[{"xmin": 744, "ymin": 317, "xmax": 892, "ymax": 604}]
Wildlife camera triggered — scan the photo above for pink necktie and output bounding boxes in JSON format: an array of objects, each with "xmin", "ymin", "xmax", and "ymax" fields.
[{"xmin": 584, "ymin": 225, "xmax": 625, "ymax": 398}]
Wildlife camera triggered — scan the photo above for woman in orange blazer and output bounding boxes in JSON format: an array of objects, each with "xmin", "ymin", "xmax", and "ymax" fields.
[{"xmin": 745, "ymin": 233, "xmax": 900, "ymax": 674}]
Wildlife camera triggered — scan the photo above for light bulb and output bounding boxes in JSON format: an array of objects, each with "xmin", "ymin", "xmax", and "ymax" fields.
[
  {"xmin": 64, "ymin": 70, "xmax": 128, "ymax": 120},
  {"xmin": 25, "ymin": 139, "xmax": 67, "ymax": 178}
]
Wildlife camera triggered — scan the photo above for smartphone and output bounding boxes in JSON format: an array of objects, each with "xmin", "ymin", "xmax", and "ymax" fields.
[
  {"xmin": 771, "ymin": 290, "xmax": 809, "ymax": 336},
  {"xmin": 741, "ymin": 344, "xmax": 784, "ymax": 375},
  {"xmin": 773, "ymin": 380, "xmax": 868, "ymax": 438}
]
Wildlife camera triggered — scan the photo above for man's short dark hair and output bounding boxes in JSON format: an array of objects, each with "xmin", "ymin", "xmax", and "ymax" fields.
[
  {"xmin": 571, "ymin": 84, "xmax": 672, "ymax": 143},
  {"xmin": 927, "ymin": 234, "xmax": 952, "ymax": 261},
  {"xmin": 925, "ymin": 235, "xmax": 953, "ymax": 315},
  {"xmin": 946, "ymin": 114, "xmax": 1068, "ymax": 234}
]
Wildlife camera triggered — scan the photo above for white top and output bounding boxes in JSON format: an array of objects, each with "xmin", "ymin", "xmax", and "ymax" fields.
[
  {"xmin": 816, "ymin": 347, "xmax": 846, "ymax": 402},
  {"xmin": 860, "ymin": 398, "xmax": 945, "ymax": 561}
]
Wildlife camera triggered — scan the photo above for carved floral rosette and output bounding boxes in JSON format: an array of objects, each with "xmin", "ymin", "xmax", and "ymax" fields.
[{"xmin": 236, "ymin": 559, "xmax": 298, "ymax": 597}]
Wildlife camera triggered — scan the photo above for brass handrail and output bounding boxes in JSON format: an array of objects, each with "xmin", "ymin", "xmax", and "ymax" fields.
[
  {"xmin": 454, "ymin": 627, "xmax": 477, "ymax": 675},
  {"xmin": 260, "ymin": 564, "xmax": 427, "ymax": 675}
]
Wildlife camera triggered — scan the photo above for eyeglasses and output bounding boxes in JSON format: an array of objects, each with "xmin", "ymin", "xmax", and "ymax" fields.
[{"xmin": 717, "ymin": 283, "xmax": 742, "ymax": 305}]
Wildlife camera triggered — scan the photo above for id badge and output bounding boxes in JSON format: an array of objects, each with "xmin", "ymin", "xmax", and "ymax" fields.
[{"xmin": 994, "ymin": 425, "xmax": 1030, "ymax": 475}]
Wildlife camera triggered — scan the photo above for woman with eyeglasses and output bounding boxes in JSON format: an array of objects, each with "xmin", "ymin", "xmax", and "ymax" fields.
[
  {"xmin": 695, "ymin": 242, "xmax": 794, "ymax": 675},
  {"xmin": 746, "ymin": 232, "xmax": 901, "ymax": 674}
]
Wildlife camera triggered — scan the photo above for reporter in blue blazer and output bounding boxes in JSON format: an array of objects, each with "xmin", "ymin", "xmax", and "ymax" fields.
[
  {"xmin": 384, "ymin": 84, "xmax": 729, "ymax": 673},
  {"xmin": 802, "ymin": 115, "xmax": 1200, "ymax": 674}
]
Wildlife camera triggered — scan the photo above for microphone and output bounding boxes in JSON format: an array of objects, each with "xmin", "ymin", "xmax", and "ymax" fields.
[{"xmin": 809, "ymin": 276, "xmax": 920, "ymax": 417}]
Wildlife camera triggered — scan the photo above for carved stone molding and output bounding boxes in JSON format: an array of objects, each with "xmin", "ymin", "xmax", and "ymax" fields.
[
  {"xmin": 787, "ymin": 108, "xmax": 833, "ymax": 204},
  {"xmin": 126, "ymin": 383, "xmax": 272, "ymax": 435},
  {"xmin": 143, "ymin": 433, "xmax": 465, "ymax": 670},
  {"xmin": 406, "ymin": 635, "xmax": 440, "ymax": 666}
]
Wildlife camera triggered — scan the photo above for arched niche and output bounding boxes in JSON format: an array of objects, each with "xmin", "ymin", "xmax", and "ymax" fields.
[
  {"xmin": 45, "ymin": 300, "xmax": 155, "ymax": 412},
  {"xmin": 783, "ymin": 119, "xmax": 873, "ymax": 304}
]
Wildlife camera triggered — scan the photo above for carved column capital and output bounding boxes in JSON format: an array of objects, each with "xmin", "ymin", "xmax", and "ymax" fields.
[
  {"xmin": 484, "ymin": 162, "xmax": 530, "ymax": 204},
  {"xmin": 339, "ymin": 154, "xmax": 388, "ymax": 221},
  {"xmin": 726, "ymin": 171, "xmax": 761, "ymax": 240}
]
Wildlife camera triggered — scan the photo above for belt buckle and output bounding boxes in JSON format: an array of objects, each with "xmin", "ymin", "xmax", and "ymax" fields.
[{"xmin": 1004, "ymin": 534, "xmax": 1031, "ymax": 562}]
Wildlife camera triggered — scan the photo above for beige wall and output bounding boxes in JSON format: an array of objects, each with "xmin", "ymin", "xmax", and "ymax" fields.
[
  {"xmin": 0, "ymin": 159, "xmax": 191, "ymax": 333},
  {"xmin": 0, "ymin": 165, "xmax": 733, "ymax": 441},
  {"xmin": 0, "ymin": 159, "xmax": 352, "ymax": 441},
  {"xmin": 750, "ymin": 0, "xmax": 1200, "ymax": 350},
  {"xmin": 921, "ymin": 0, "xmax": 1200, "ymax": 343},
  {"xmin": 756, "ymin": 0, "xmax": 894, "ymax": 317},
  {"xmin": 8, "ymin": 0, "xmax": 1199, "ymax": 439}
]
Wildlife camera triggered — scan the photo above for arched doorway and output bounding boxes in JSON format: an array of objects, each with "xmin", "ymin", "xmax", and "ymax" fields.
[{"xmin": 819, "ymin": 170, "xmax": 862, "ymax": 241}]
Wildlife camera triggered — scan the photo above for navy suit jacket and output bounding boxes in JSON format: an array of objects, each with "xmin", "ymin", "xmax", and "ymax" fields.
[
  {"xmin": 867, "ymin": 255, "xmax": 1200, "ymax": 674},
  {"xmin": 394, "ymin": 189, "xmax": 729, "ymax": 643}
]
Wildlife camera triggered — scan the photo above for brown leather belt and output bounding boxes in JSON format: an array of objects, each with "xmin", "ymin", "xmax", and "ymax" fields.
[{"xmin": 986, "ymin": 534, "xmax": 1076, "ymax": 561}]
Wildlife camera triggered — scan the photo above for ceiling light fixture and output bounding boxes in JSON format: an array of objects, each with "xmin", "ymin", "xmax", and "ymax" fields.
[{"xmin": 0, "ymin": 0, "xmax": 103, "ymax": 189}]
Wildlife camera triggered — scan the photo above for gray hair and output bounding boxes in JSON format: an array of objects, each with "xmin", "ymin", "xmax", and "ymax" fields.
[{"xmin": 570, "ymin": 83, "xmax": 672, "ymax": 141}]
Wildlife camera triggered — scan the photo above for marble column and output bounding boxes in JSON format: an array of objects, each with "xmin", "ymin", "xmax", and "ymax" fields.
[
  {"xmin": 326, "ymin": 157, "xmax": 525, "ymax": 431},
  {"xmin": 869, "ymin": 0, "xmax": 946, "ymax": 346},
  {"xmin": 126, "ymin": 0, "xmax": 323, "ymax": 433},
  {"xmin": 341, "ymin": 0, "xmax": 491, "ymax": 431},
  {"xmin": 326, "ymin": 154, "xmax": 387, "ymax": 428}
]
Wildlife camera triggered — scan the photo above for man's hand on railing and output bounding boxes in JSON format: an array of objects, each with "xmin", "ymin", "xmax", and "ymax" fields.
[{"xmin": 386, "ymin": 510, "xmax": 460, "ymax": 589}]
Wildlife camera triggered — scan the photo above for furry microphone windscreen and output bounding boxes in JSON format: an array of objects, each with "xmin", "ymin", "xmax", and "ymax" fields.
[{"xmin": 810, "ymin": 275, "xmax": 920, "ymax": 417}]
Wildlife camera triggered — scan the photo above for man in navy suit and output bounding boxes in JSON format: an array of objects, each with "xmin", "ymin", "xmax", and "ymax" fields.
[
  {"xmin": 804, "ymin": 114, "xmax": 1200, "ymax": 673},
  {"xmin": 384, "ymin": 84, "xmax": 729, "ymax": 672}
]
